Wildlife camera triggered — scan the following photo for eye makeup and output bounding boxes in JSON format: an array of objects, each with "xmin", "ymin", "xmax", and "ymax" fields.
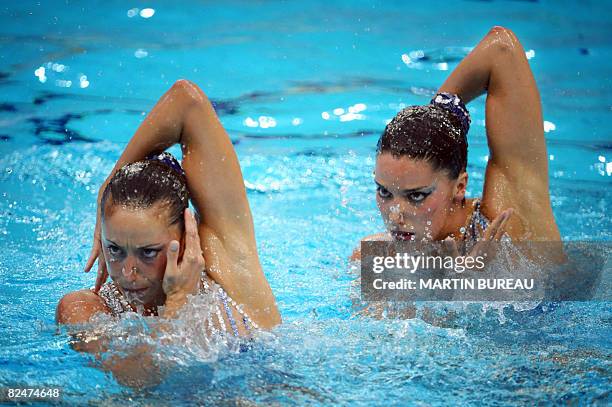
[
  {"xmin": 375, "ymin": 181, "xmax": 435, "ymax": 203},
  {"xmin": 106, "ymin": 244, "xmax": 124, "ymax": 258},
  {"xmin": 140, "ymin": 248, "xmax": 161, "ymax": 260},
  {"xmin": 403, "ymin": 186, "xmax": 435, "ymax": 203}
]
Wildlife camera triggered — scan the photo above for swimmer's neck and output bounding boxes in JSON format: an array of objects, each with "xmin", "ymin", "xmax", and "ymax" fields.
[{"xmin": 438, "ymin": 198, "xmax": 476, "ymax": 240}]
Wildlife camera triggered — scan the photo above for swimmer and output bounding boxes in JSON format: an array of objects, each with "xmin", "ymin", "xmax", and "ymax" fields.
[
  {"xmin": 352, "ymin": 26, "xmax": 561, "ymax": 261},
  {"xmin": 56, "ymin": 81, "xmax": 281, "ymax": 382}
]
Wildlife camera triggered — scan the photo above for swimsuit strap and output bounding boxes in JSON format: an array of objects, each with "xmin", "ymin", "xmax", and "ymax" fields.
[
  {"xmin": 201, "ymin": 279, "xmax": 258, "ymax": 337},
  {"xmin": 218, "ymin": 286, "xmax": 240, "ymax": 337}
]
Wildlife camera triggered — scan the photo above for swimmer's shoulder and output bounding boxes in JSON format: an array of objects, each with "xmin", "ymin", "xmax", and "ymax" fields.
[
  {"xmin": 56, "ymin": 289, "xmax": 110, "ymax": 325},
  {"xmin": 350, "ymin": 232, "xmax": 391, "ymax": 262}
]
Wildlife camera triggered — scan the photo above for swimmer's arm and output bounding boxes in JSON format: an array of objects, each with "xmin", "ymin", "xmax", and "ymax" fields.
[
  {"xmin": 98, "ymin": 80, "xmax": 279, "ymax": 328},
  {"xmin": 98, "ymin": 79, "xmax": 252, "ymax": 237},
  {"xmin": 56, "ymin": 289, "xmax": 110, "ymax": 325},
  {"xmin": 437, "ymin": 27, "xmax": 559, "ymax": 239},
  {"xmin": 56, "ymin": 290, "xmax": 113, "ymax": 355},
  {"xmin": 437, "ymin": 26, "xmax": 548, "ymax": 175},
  {"xmin": 56, "ymin": 291, "xmax": 164, "ymax": 387},
  {"xmin": 172, "ymin": 81, "xmax": 280, "ymax": 328},
  {"xmin": 73, "ymin": 334, "xmax": 161, "ymax": 388}
]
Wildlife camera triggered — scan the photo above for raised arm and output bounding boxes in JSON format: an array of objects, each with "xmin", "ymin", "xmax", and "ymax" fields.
[
  {"xmin": 97, "ymin": 79, "xmax": 253, "ymax": 237},
  {"xmin": 438, "ymin": 26, "xmax": 547, "ymax": 173},
  {"xmin": 437, "ymin": 26, "xmax": 559, "ymax": 240},
  {"xmin": 90, "ymin": 80, "xmax": 280, "ymax": 328}
]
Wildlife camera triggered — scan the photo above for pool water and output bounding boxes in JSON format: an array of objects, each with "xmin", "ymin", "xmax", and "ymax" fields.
[{"xmin": 1, "ymin": 0, "xmax": 610, "ymax": 405}]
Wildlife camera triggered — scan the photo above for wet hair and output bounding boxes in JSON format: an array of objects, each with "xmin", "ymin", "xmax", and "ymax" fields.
[
  {"xmin": 376, "ymin": 104, "xmax": 468, "ymax": 179},
  {"xmin": 100, "ymin": 152, "xmax": 189, "ymax": 228}
]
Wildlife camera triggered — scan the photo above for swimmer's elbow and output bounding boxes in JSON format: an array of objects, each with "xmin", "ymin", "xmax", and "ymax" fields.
[
  {"xmin": 171, "ymin": 79, "xmax": 209, "ymax": 106},
  {"xmin": 257, "ymin": 304, "xmax": 282, "ymax": 329},
  {"xmin": 486, "ymin": 26, "xmax": 523, "ymax": 56},
  {"xmin": 269, "ymin": 310, "xmax": 282, "ymax": 328},
  {"xmin": 56, "ymin": 290, "xmax": 108, "ymax": 325}
]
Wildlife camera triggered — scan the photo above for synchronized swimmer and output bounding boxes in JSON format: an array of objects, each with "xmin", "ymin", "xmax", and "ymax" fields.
[{"xmin": 55, "ymin": 26, "xmax": 562, "ymax": 386}]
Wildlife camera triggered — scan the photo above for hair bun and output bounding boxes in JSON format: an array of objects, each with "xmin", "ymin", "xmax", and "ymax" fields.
[
  {"xmin": 146, "ymin": 152, "xmax": 185, "ymax": 177},
  {"xmin": 430, "ymin": 92, "xmax": 471, "ymax": 135}
]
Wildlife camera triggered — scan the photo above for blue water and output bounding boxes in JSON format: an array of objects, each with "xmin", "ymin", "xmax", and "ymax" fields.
[{"xmin": 1, "ymin": 0, "xmax": 611, "ymax": 405}]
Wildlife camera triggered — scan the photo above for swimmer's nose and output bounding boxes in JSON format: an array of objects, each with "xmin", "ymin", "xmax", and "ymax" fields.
[
  {"xmin": 387, "ymin": 201, "xmax": 406, "ymax": 225},
  {"xmin": 388, "ymin": 210, "xmax": 404, "ymax": 224},
  {"xmin": 122, "ymin": 258, "xmax": 139, "ymax": 280}
]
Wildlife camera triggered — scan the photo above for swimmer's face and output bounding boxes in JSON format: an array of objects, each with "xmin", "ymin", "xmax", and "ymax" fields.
[
  {"xmin": 375, "ymin": 153, "xmax": 466, "ymax": 241},
  {"xmin": 101, "ymin": 204, "xmax": 182, "ymax": 308}
]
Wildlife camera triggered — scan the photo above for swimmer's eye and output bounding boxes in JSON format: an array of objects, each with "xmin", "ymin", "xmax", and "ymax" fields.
[
  {"xmin": 106, "ymin": 245, "xmax": 123, "ymax": 257},
  {"xmin": 141, "ymin": 249, "xmax": 160, "ymax": 259},
  {"xmin": 406, "ymin": 191, "xmax": 430, "ymax": 203},
  {"xmin": 377, "ymin": 186, "xmax": 392, "ymax": 199}
]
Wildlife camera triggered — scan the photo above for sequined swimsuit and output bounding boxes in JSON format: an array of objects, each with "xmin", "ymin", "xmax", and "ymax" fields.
[
  {"xmin": 461, "ymin": 198, "xmax": 512, "ymax": 250},
  {"xmin": 96, "ymin": 277, "xmax": 257, "ymax": 337},
  {"xmin": 462, "ymin": 198, "xmax": 491, "ymax": 243}
]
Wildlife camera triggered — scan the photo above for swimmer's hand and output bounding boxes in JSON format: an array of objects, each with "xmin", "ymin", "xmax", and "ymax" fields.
[
  {"xmin": 84, "ymin": 216, "xmax": 108, "ymax": 293},
  {"xmin": 442, "ymin": 208, "xmax": 513, "ymax": 268},
  {"xmin": 162, "ymin": 208, "xmax": 206, "ymax": 318}
]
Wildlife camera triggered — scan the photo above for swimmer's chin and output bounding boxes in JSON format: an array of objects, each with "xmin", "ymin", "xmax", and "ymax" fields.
[
  {"xmin": 121, "ymin": 286, "xmax": 150, "ymax": 302},
  {"xmin": 390, "ymin": 230, "xmax": 416, "ymax": 241}
]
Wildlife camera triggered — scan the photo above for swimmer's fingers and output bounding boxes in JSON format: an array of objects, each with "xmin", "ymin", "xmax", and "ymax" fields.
[
  {"xmin": 493, "ymin": 209, "xmax": 513, "ymax": 241},
  {"xmin": 84, "ymin": 244, "xmax": 98, "ymax": 273},
  {"xmin": 470, "ymin": 209, "xmax": 513, "ymax": 265},
  {"xmin": 183, "ymin": 208, "xmax": 203, "ymax": 266},
  {"xmin": 442, "ymin": 237, "xmax": 461, "ymax": 259},
  {"xmin": 94, "ymin": 260, "xmax": 108, "ymax": 293},
  {"xmin": 163, "ymin": 209, "xmax": 203, "ymax": 298},
  {"xmin": 84, "ymin": 220, "xmax": 102, "ymax": 273},
  {"xmin": 165, "ymin": 240, "xmax": 180, "ymax": 275},
  {"xmin": 84, "ymin": 230, "xmax": 101, "ymax": 273},
  {"xmin": 162, "ymin": 239, "xmax": 186, "ymax": 318},
  {"xmin": 483, "ymin": 208, "xmax": 513, "ymax": 242},
  {"xmin": 162, "ymin": 240, "xmax": 181, "ymax": 298}
]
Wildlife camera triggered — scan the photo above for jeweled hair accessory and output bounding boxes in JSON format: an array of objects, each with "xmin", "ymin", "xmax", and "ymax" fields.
[
  {"xmin": 430, "ymin": 92, "xmax": 471, "ymax": 135},
  {"xmin": 146, "ymin": 152, "xmax": 186, "ymax": 177}
]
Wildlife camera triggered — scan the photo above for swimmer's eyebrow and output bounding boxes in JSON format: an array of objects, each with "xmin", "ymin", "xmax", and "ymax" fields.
[
  {"xmin": 103, "ymin": 238, "xmax": 118, "ymax": 246},
  {"xmin": 374, "ymin": 180, "xmax": 433, "ymax": 193},
  {"xmin": 103, "ymin": 239, "xmax": 163, "ymax": 249},
  {"xmin": 136, "ymin": 244, "xmax": 164, "ymax": 249}
]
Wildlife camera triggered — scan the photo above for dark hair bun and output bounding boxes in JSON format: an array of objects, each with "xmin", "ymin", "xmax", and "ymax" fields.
[
  {"xmin": 430, "ymin": 92, "xmax": 471, "ymax": 136},
  {"xmin": 146, "ymin": 152, "xmax": 186, "ymax": 177}
]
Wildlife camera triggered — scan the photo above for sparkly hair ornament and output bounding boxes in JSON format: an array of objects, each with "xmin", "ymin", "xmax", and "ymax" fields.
[
  {"xmin": 146, "ymin": 151, "xmax": 186, "ymax": 177},
  {"xmin": 430, "ymin": 92, "xmax": 471, "ymax": 136}
]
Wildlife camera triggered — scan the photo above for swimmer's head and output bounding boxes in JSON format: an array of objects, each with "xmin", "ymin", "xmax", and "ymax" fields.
[
  {"xmin": 377, "ymin": 104, "xmax": 468, "ymax": 178},
  {"xmin": 375, "ymin": 104, "xmax": 468, "ymax": 241},
  {"xmin": 100, "ymin": 153, "xmax": 190, "ymax": 308},
  {"xmin": 101, "ymin": 153, "xmax": 189, "ymax": 226}
]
